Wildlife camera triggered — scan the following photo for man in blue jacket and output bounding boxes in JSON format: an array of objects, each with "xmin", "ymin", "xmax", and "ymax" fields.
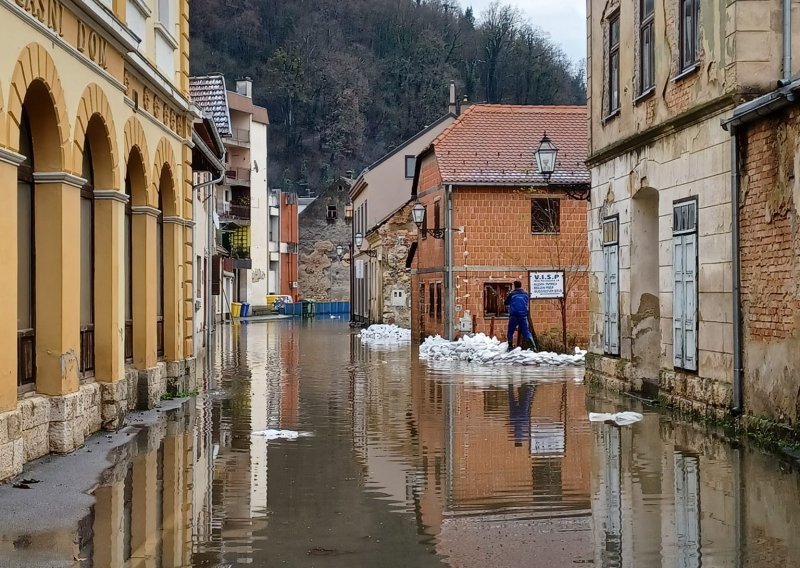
[{"xmin": 504, "ymin": 280, "xmax": 535, "ymax": 351}]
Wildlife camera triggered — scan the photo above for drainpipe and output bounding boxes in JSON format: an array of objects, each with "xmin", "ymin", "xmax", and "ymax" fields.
[
  {"xmin": 730, "ymin": 129, "xmax": 744, "ymax": 415},
  {"xmin": 194, "ymin": 167, "xmax": 226, "ymax": 356},
  {"xmin": 784, "ymin": 0, "xmax": 792, "ymax": 84},
  {"xmin": 445, "ymin": 184, "xmax": 455, "ymax": 339}
]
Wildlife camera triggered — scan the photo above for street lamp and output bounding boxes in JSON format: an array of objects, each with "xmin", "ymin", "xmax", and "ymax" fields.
[
  {"xmin": 336, "ymin": 244, "xmax": 344, "ymax": 259},
  {"xmin": 411, "ymin": 202, "xmax": 445, "ymax": 239},
  {"xmin": 355, "ymin": 232, "xmax": 377, "ymax": 257},
  {"xmin": 534, "ymin": 132, "xmax": 558, "ymax": 182}
]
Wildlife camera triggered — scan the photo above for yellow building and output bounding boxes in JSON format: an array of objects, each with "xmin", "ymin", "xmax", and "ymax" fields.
[{"xmin": 0, "ymin": 0, "xmax": 198, "ymax": 480}]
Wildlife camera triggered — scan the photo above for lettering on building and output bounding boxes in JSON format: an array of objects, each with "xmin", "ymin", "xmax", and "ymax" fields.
[
  {"xmin": 15, "ymin": 0, "xmax": 64, "ymax": 36},
  {"xmin": 77, "ymin": 21, "xmax": 108, "ymax": 69}
]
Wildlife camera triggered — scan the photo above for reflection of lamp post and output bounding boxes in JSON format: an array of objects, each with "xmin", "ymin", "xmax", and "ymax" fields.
[
  {"xmin": 354, "ymin": 232, "xmax": 377, "ymax": 257},
  {"xmin": 411, "ymin": 203, "xmax": 445, "ymax": 239},
  {"xmin": 534, "ymin": 132, "xmax": 558, "ymax": 182}
]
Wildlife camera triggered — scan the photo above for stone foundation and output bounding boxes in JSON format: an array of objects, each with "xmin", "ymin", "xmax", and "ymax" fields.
[
  {"xmin": 586, "ymin": 352, "xmax": 732, "ymax": 420},
  {"xmin": 0, "ymin": 357, "xmax": 198, "ymax": 482}
]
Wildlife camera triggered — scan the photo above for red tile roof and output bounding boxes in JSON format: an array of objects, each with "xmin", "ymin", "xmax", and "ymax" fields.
[{"xmin": 431, "ymin": 104, "xmax": 589, "ymax": 186}]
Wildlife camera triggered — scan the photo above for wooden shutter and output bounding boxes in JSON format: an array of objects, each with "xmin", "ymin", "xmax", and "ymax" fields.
[
  {"xmin": 603, "ymin": 244, "xmax": 620, "ymax": 355},
  {"xmin": 683, "ymin": 233, "xmax": 697, "ymax": 371},
  {"xmin": 673, "ymin": 236, "xmax": 685, "ymax": 368}
]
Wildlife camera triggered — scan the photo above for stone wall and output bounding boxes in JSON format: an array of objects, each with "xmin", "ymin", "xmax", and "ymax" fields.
[
  {"xmin": 376, "ymin": 201, "xmax": 416, "ymax": 328},
  {"xmin": 0, "ymin": 358, "xmax": 197, "ymax": 482},
  {"xmin": 739, "ymin": 112, "xmax": 800, "ymax": 424},
  {"xmin": 298, "ymin": 178, "xmax": 353, "ymax": 301}
]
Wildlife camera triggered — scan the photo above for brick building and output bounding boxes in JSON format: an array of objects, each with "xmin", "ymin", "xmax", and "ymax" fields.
[
  {"xmin": 723, "ymin": 82, "xmax": 800, "ymax": 425},
  {"xmin": 585, "ymin": 0, "xmax": 799, "ymax": 415},
  {"xmin": 410, "ymin": 105, "xmax": 590, "ymax": 344}
]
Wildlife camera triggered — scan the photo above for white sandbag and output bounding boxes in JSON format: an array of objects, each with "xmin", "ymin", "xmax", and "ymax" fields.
[
  {"xmin": 251, "ymin": 429, "xmax": 312, "ymax": 440},
  {"xmin": 419, "ymin": 333, "xmax": 586, "ymax": 367}
]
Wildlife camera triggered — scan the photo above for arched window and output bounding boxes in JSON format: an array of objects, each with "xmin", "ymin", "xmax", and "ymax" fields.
[
  {"xmin": 156, "ymin": 191, "xmax": 164, "ymax": 358},
  {"xmin": 124, "ymin": 172, "xmax": 133, "ymax": 362},
  {"xmin": 17, "ymin": 110, "xmax": 35, "ymax": 390},
  {"xmin": 80, "ymin": 138, "xmax": 95, "ymax": 375}
]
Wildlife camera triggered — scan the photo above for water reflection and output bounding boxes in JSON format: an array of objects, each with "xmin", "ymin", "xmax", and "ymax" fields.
[{"xmin": 78, "ymin": 321, "xmax": 800, "ymax": 567}]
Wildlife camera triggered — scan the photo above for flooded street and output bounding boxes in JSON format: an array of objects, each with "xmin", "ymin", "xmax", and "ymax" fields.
[{"xmin": 5, "ymin": 319, "xmax": 800, "ymax": 567}]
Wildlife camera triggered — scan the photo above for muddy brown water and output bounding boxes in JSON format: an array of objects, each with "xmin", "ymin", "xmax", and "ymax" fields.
[{"xmin": 18, "ymin": 319, "xmax": 800, "ymax": 567}]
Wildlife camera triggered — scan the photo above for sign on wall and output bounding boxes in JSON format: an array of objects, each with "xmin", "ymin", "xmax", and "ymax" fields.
[
  {"xmin": 355, "ymin": 260, "xmax": 365, "ymax": 279},
  {"xmin": 529, "ymin": 271, "xmax": 564, "ymax": 299}
]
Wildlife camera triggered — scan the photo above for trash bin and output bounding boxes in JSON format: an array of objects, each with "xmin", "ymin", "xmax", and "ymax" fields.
[
  {"xmin": 231, "ymin": 302, "xmax": 242, "ymax": 318},
  {"xmin": 241, "ymin": 303, "xmax": 250, "ymax": 317}
]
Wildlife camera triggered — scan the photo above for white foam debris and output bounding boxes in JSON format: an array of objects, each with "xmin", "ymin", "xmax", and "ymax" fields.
[
  {"xmin": 588, "ymin": 412, "xmax": 644, "ymax": 426},
  {"xmin": 358, "ymin": 324, "xmax": 412, "ymax": 345},
  {"xmin": 251, "ymin": 429, "xmax": 313, "ymax": 440},
  {"xmin": 419, "ymin": 333, "xmax": 586, "ymax": 367}
]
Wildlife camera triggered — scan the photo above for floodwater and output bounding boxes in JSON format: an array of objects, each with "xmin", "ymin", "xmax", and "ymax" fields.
[{"xmin": 17, "ymin": 320, "xmax": 800, "ymax": 567}]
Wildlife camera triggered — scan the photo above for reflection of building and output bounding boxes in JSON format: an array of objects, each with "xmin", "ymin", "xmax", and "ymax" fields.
[
  {"xmin": 92, "ymin": 402, "xmax": 196, "ymax": 568},
  {"xmin": 0, "ymin": 0, "xmax": 197, "ymax": 480}
]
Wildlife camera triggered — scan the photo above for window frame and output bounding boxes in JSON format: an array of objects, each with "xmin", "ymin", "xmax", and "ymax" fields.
[
  {"xmin": 435, "ymin": 282, "xmax": 443, "ymax": 322},
  {"xmin": 483, "ymin": 282, "xmax": 513, "ymax": 318},
  {"xmin": 679, "ymin": 0, "xmax": 700, "ymax": 73},
  {"xmin": 639, "ymin": 0, "xmax": 655, "ymax": 95},
  {"xmin": 428, "ymin": 283, "xmax": 435, "ymax": 317},
  {"xmin": 326, "ymin": 204, "xmax": 338, "ymax": 221},
  {"xmin": 531, "ymin": 197, "xmax": 561, "ymax": 234},
  {"xmin": 608, "ymin": 13, "xmax": 621, "ymax": 115},
  {"xmin": 404, "ymin": 155, "xmax": 416, "ymax": 179},
  {"xmin": 433, "ymin": 199, "xmax": 441, "ymax": 231}
]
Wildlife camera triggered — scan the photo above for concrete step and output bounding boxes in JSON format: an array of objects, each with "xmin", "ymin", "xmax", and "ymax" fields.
[{"xmin": 250, "ymin": 305, "xmax": 274, "ymax": 316}]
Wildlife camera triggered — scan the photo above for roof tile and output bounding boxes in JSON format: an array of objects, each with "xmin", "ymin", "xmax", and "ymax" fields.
[
  {"xmin": 433, "ymin": 104, "xmax": 589, "ymax": 186},
  {"xmin": 189, "ymin": 74, "xmax": 232, "ymax": 137}
]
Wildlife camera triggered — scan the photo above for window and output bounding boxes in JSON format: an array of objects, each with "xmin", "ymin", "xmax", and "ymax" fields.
[
  {"xmin": 673, "ymin": 200, "xmax": 697, "ymax": 371},
  {"xmin": 436, "ymin": 283, "xmax": 442, "ymax": 321},
  {"xmin": 531, "ymin": 198, "xmax": 560, "ymax": 234},
  {"xmin": 429, "ymin": 284, "xmax": 435, "ymax": 316},
  {"xmin": 421, "ymin": 203, "xmax": 428, "ymax": 240},
  {"xmin": 434, "ymin": 200, "xmax": 441, "ymax": 231},
  {"xmin": 484, "ymin": 283, "xmax": 513, "ymax": 317},
  {"xmin": 327, "ymin": 205, "xmax": 337, "ymax": 221},
  {"xmin": 602, "ymin": 217, "xmax": 619, "ymax": 356},
  {"xmin": 17, "ymin": 110, "xmax": 35, "ymax": 389},
  {"xmin": 158, "ymin": 0, "xmax": 172, "ymax": 26},
  {"xmin": 80, "ymin": 137, "xmax": 95, "ymax": 375},
  {"xmin": 405, "ymin": 156, "xmax": 416, "ymax": 179},
  {"xmin": 639, "ymin": 0, "xmax": 655, "ymax": 93},
  {"xmin": 609, "ymin": 14, "xmax": 621, "ymax": 113},
  {"xmin": 680, "ymin": 0, "xmax": 699, "ymax": 71}
]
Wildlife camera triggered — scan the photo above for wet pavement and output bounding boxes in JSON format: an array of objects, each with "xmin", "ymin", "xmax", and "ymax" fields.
[{"xmin": 3, "ymin": 319, "xmax": 800, "ymax": 567}]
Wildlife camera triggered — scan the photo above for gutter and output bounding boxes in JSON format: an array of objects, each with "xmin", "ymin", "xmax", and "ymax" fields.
[{"xmin": 445, "ymin": 183, "xmax": 455, "ymax": 339}]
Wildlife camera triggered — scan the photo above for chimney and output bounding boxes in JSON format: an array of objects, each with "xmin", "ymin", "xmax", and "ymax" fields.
[
  {"xmin": 346, "ymin": 169, "xmax": 354, "ymax": 179},
  {"xmin": 236, "ymin": 77, "xmax": 253, "ymax": 98},
  {"xmin": 448, "ymin": 80, "xmax": 458, "ymax": 115}
]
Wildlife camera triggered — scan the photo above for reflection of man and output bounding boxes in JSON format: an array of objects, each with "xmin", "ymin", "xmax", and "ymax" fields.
[{"xmin": 508, "ymin": 384, "xmax": 535, "ymax": 447}]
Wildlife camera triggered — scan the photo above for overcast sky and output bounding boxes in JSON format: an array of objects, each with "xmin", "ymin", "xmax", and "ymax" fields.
[{"xmin": 464, "ymin": 0, "xmax": 586, "ymax": 67}]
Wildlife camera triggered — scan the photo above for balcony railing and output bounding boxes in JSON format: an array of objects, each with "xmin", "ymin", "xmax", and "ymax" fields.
[
  {"xmin": 157, "ymin": 317, "xmax": 164, "ymax": 358},
  {"xmin": 230, "ymin": 127, "xmax": 250, "ymax": 144},
  {"xmin": 226, "ymin": 168, "xmax": 251, "ymax": 184},
  {"xmin": 226, "ymin": 204, "xmax": 251, "ymax": 220},
  {"xmin": 80, "ymin": 325, "xmax": 94, "ymax": 375},
  {"xmin": 125, "ymin": 320, "xmax": 133, "ymax": 361},
  {"xmin": 18, "ymin": 330, "xmax": 35, "ymax": 388}
]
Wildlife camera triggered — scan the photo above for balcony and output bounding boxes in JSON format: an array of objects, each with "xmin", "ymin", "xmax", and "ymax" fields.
[
  {"xmin": 228, "ymin": 127, "xmax": 251, "ymax": 147},
  {"xmin": 226, "ymin": 167, "xmax": 251, "ymax": 186}
]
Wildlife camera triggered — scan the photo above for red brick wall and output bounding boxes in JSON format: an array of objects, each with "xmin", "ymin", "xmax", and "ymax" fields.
[
  {"xmin": 740, "ymin": 118, "xmax": 798, "ymax": 342},
  {"xmin": 739, "ymin": 112, "xmax": 800, "ymax": 422},
  {"xmin": 411, "ymin": 154, "xmax": 589, "ymax": 344}
]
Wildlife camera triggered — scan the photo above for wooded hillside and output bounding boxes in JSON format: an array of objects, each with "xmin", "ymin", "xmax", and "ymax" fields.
[{"xmin": 190, "ymin": 0, "xmax": 586, "ymax": 191}]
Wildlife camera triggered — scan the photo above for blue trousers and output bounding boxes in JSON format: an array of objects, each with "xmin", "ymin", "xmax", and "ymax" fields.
[{"xmin": 507, "ymin": 315, "xmax": 533, "ymax": 347}]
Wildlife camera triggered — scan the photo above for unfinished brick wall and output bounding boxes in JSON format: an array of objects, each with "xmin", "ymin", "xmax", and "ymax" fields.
[{"xmin": 740, "ymin": 112, "xmax": 800, "ymax": 423}]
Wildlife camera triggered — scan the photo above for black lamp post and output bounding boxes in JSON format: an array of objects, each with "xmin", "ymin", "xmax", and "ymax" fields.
[{"xmin": 411, "ymin": 202, "xmax": 445, "ymax": 239}]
